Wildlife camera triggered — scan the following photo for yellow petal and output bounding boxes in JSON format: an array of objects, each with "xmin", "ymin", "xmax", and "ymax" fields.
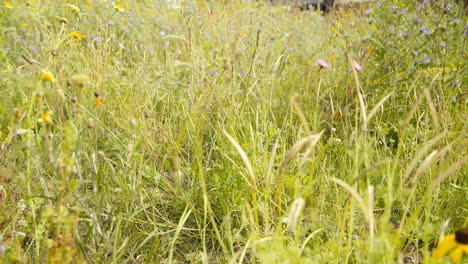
[
  {"xmin": 450, "ymin": 245, "xmax": 468, "ymax": 263},
  {"xmin": 433, "ymin": 234, "xmax": 457, "ymax": 259},
  {"xmin": 94, "ymin": 99, "xmax": 103, "ymax": 106},
  {"xmin": 449, "ymin": 246, "xmax": 466, "ymax": 263}
]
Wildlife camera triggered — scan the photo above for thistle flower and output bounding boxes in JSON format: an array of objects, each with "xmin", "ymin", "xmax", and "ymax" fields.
[
  {"xmin": 433, "ymin": 229, "xmax": 468, "ymax": 263},
  {"xmin": 352, "ymin": 60, "xmax": 363, "ymax": 72},
  {"xmin": 40, "ymin": 71, "xmax": 55, "ymax": 81},
  {"xmin": 69, "ymin": 74, "xmax": 90, "ymax": 86},
  {"xmin": 69, "ymin": 31, "xmax": 86, "ymax": 40},
  {"xmin": 4, "ymin": 1, "xmax": 12, "ymax": 8},
  {"xmin": 316, "ymin": 59, "xmax": 330, "ymax": 69}
]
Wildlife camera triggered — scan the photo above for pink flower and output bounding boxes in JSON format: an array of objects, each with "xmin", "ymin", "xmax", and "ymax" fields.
[
  {"xmin": 316, "ymin": 59, "xmax": 330, "ymax": 69},
  {"xmin": 352, "ymin": 60, "xmax": 363, "ymax": 72}
]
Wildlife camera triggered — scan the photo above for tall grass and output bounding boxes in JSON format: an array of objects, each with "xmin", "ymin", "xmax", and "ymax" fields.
[{"xmin": 0, "ymin": 0, "xmax": 466, "ymax": 263}]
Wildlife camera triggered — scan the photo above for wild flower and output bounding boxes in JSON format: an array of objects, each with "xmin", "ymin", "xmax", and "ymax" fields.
[
  {"xmin": 69, "ymin": 74, "xmax": 90, "ymax": 86},
  {"xmin": 112, "ymin": 2, "xmax": 124, "ymax": 12},
  {"xmin": 94, "ymin": 98, "xmax": 103, "ymax": 106},
  {"xmin": 433, "ymin": 229, "xmax": 468, "ymax": 263},
  {"xmin": 69, "ymin": 31, "xmax": 86, "ymax": 40},
  {"xmin": 316, "ymin": 59, "xmax": 330, "ymax": 69},
  {"xmin": 66, "ymin": 4, "xmax": 80, "ymax": 13},
  {"xmin": 420, "ymin": 26, "xmax": 430, "ymax": 35},
  {"xmin": 38, "ymin": 111, "xmax": 52, "ymax": 124},
  {"xmin": 40, "ymin": 71, "xmax": 55, "ymax": 81},
  {"xmin": 4, "ymin": 1, "xmax": 12, "ymax": 8},
  {"xmin": 352, "ymin": 60, "xmax": 363, "ymax": 72}
]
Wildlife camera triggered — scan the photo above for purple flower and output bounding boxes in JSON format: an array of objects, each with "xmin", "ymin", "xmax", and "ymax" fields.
[
  {"xmin": 401, "ymin": 8, "xmax": 408, "ymax": 14},
  {"xmin": 440, "ymin": 41, "xmax": 447, "ymax": 47},
  {"xmin": 420, "ymin": 26, "xmax": 430, "ymax": 35},
  {"xmin": 365, "ymin": 8, "xmax": 372, "ymax": 16},
  {"xmin": 316, "ymin": 59, "xmax": 330, "ymax": 69},
  {"xmin": 399, "ymin": 31, "xmax": 408, "ymax": 38},
  {"xmin": 453, "ymin": 18, "xmax": 460, "ymax": 24},
  {"xmin": 93, "ymin": 36, "xmax": 102, "ymax": 42},
  {"xmin": 415, "ymin": 18, "xmax": 423, "ymax": 24},
  {"xmin": 108, "ymin": 20, "xmax": 115, "ymax": 26},
  {"xmin": 352, "ymin": 60, "xmax": 363, "ymax": 72},
  {"xmin": 391, "ymin": 6, "xmax": 397, "ymax": 12}
]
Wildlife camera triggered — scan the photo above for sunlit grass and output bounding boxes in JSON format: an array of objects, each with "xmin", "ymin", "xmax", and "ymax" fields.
[{"xmin": 0, "ymin": 0, "xmax": 466, "ymax": 263}]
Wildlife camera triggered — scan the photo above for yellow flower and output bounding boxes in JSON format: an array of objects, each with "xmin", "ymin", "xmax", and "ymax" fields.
[
  {"xmin": 4, "ymin": 1, "xmax": 13, "ymax": 8},
  {"xmin": 94, "ymin": 98, "xmax": 103, "ymax": 106},
  {"xmin": 41, "ymin": 71, "xmax": 55, "ymax": 81},
  {"xmin": 69, "ymin": 31, "xmax": 86, "ymax": 40},
  {"xmin": 66, "ymin": 4, "xmax": 80, "ymax": 13},
  {"xmin": 38, "ymin": 112, "xmax": 53, "ymax": 124},
  {"xmin": 433, "ymin": 229, "xmax": 468, "ymax": 263},
  {"xmin": 112, "ymin": 2, "xmax": 124, "ymax": 12}
]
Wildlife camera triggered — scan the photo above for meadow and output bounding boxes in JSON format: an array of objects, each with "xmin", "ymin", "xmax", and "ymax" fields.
[{"xmin": 0, "ymin": 0, "xmax": 467, "ymax": 263}]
